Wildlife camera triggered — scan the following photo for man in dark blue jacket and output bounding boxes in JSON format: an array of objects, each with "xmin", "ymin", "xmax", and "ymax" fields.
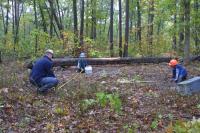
[
  {"xmin": 169, "ymin": 59, "xmax": 187, "ymax": 83},
  {"xmin": 29, "ymin": 49, "xmax": 59, "ymax": 94}
]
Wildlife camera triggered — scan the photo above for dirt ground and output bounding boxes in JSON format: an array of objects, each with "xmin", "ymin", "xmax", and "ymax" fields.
[{"xmin": 0, "ymin": 62, "xmax": 200, "ymax": 132}]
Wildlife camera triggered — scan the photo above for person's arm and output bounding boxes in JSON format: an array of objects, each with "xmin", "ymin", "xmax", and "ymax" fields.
[
  {"xmin": 174, "ymin": 68, "xmax": 180, "ymax": 82},
  {"xmin": 172, "ymin": 68, "xmax": 176, "ymax": 79},
  {"xmin": 45, "ymin": 61, "xmax": 55, "ymax": 77}
]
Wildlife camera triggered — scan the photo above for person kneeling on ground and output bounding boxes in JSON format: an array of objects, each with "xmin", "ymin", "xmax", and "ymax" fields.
[
  {"xmin": 168, "ymin": 59, "xmax": 187, "ymax": 83},
  {"xmin": 77, "ymin": 52, "xmax": 88, "ymax": 73},
  {"xmin": 29, "ymin": 49, "xmax": 59, "ymax": 94}
]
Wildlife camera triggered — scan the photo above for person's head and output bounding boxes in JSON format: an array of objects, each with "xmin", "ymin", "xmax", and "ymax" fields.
[
  {"xmin": 168, "ymin": 59, "xmax": 178, "ymax": 68},
  {"xmin": 45, "ymin": 49, "xmax": 54, "ymax": 59},
  {"xmin": 79, "ymin": 52, "xmax": 86, "ymax": 58}
]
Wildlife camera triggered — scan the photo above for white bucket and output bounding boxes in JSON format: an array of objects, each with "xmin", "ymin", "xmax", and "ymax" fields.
[{"xmin": 85, "ymin": 65, "xmax": 92, "ymax": 75}]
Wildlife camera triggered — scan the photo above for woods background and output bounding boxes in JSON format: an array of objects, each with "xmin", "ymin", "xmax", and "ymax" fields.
[{"xmin": 0, "ymin": 0, "xmax": 199, "ymax": 63}]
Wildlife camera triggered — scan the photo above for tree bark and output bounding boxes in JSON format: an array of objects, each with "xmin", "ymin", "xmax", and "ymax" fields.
[
  {"xmin": 137, "ymin": 0, "xmax": 141, "ymax": 49},
  {"xmin": 26, "ymin": 55, "xmax": 200, "ymax": 69},
  {"xmin": 33, "ymin": 0, "xmax": 38, "ymax": 55},
  {"xmin": 123, "ymin": 0, "xmax": 130, "ymax": 57},
  {"xmin": 73, "ymin": 0, "xmax": 78, "ymax": 44},
  {"xmin": 38, "ymin": 2, "xmax": 47, "ymax": 32},
  {"xmin": 147, "ymin": 0, "xmax": 154, "ymax": 56},
  {"xmin": 80, "ymin": 0, "xmax": 85, "ymax": 47},
  {"xmin": 118, "ymin": 0, "xmax": 122, "ymax": 57},
  {"xmin": 91, "ymin": 0, "xmax": 97, "ymax": 40},
  {"xmin": 109, "ymin": 0, "xmax": 114, "ymax": 57},
  {"xmin": 194, "ymin": 0, "xmax": 200, "ymax": 53},
  {"xmin": 183, "ymin": 0, "xmax": 191, "ymax": 64},
  {"xmin": 172, "ymin": 0, "xmax": 177, "ymax": 51},
  {"xmin": 178, "ymin": 0, "xmax": 185, "ymax": 54}
]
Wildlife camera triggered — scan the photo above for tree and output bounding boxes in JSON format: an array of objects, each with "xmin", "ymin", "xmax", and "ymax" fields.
[
  {"xmin": 193, "ymin": 0, "xmax": 200, "ymax": 54},
  {"xmin": 147, "ymin": 0, "xmax": 154, "ymax": 56},
  {"xmin": 33, "ymin": 0, "xmax": 38, "ymax": 54},
  {"xmin": 178, "ymin": 0, "xmax": 185, "ymax": 54},
  {"xmin": 136, "ymin": 0, "xmax": 141, "ymax": 50},
  {"xmin": 38, "ymin": 1, "xmax": 47, "ymax": 32},
  {"xmin": 183, "ymin": 0, "xmax": 191, "ymax": 64},
  {"xmin": 91, "ymin": 0, "xmax": 97, "ymax": 40},
  {"xmin": 118, "ymin": 0, "xmax": 122, "ymax": 57},
  {"xmin": 80, "ymin": 0, "xmax": 85, "ymax": 47},
  {"xmin": 123, "ymin": 0, "xmax": 130, "ymax": 57},
  {"xmin": 172, "ymin": 0, "xmax": 177, "ymax": 51},
  {"xmin": 109, "ymin": 0, "xmax": 114, "ymax": 57},
  {"xmin": 73, "ymin": 0, "xmax": 78, "ymax": 44}
]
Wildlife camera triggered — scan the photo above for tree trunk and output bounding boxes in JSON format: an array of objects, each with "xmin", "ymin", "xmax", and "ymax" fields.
[
  {"xmin": 14, "ymin": 0, "xmax": 20, "ymax": 52},
  {"xmin": 109, "ymin": 0, "xmax": 114, "ymax": 57},
  {"xmin": 73, "ymin": 0, "xmax": 78, "ymax": 44},
  {"xmin": 27, "ymin": 56, "xmax": 200, "ymax": 69},
  {"xmin": 147, "ymin": 0, "xmax": 154, "ymax": 56},
  {"xmin": 178, "ymin": 0, "xmax": 185, "ymax": 54},
  {"xmin": 48, "ymin": 0, "xmax": 63, "ymax": 39},
  {"xmin": 118, "ymin": 0, "xmax": 122, "ymax": 57},
  {"xmin": 194, "ymin": 0, "xmax": 200, "ymax": 53},
  {"xmin": 5, "ymin": 0, "xmax": 9, "ymax": 35},
  {"xmin": 38, "ymin": 2, "xmax": 47, "ymax": 32},
  {"xmin": 137, "ymin": 0, "xmax": 141, "ymax": 49},
  {"xmin": 33, "ymin": 0, "xmax": 38, "ymax": 55},
  {"xmin": 123, "ymin": 0, "xmax": 130, "ymax": 57},
  {"xmin": 80, "ymin": 0, "xmax": 85, "ymax": 47},
  {"xmin": 0, "ymin": 3, "xmax": 5, "ymax": 34},
  {"xmin": 12, "ymin": 0, "xmax": 15, "ymax": 36},
  {"xmin": 91, "ymin": 0, "xmax": 97, "ymax": 40},
  {"xmin": 172, "ymin": 0, "xmax": 177, "ymax": 51},
  {"xmin": 183, "ymin": 0, "xmax": 191, "ymax": 64},
  {"xmin": 85, "ymin": 0, "xmax": 89, "ymax": 37}
]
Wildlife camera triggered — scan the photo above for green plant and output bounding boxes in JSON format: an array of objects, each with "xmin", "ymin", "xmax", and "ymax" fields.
[
  {"xmin": 172, "ymin": 118, "xmax": 200, "ymax": 133},
  {"xmin": 80, "ymin": 99, "xmax": 96, "ymax": 111},
  {"xmin": 197, "ymin": 104, "xmax": 200, "ymax": 109},
  {"xmin": 133, "ymin": 74, "xmax": 142, "ymax": 81},
  {"xmin": 107, "ymin": 93, "xmax": 122, "ymax": 113},
  {"xmin": 96, "ymin": 92, "xmax": 108, "ymax": 107},
  {"xmin": 151, "ymin": 119, "xmax": 159, "ymax": 129},
  {"xmin": 96, "ymin": 92, "xmax": 122, "ymax": 113}
]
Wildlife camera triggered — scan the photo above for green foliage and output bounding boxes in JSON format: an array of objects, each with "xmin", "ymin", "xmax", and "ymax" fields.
[
  {"xmin": 150, "ymin": 113, "xmax": 163, "ymax": 130},
  {"xmin": 96, "ymin": 92, "xmax": 122, "ymax": 113},
  {"xmin": 197, "ymin": 104, "xmax": 200, "ymax": 109},
  {"xmin": 107, "ymin": 93, "xmax": 122, "ymax": 113},
  {"xmin": 123, "ymin": 123, "xmax": 139, "ymax": 133},
  {"xmin": 133, "ymin": 74, "xmax": 142, "ymax": 81},
  {"xmin": 54, "ymin": 106, "xmax": 67, "ymax": 116},
  {"xmin": 150, "ymin": 119, "xmax": 159, "ymax": 129},
  {"xmin": 96, "ymin": 92, "xmax": 108, "ymax": 107},
  {"xmin": 80, "ymin": 99, "xmax": 96, "ymax": 111},
  {"xmin": 172, "ymin": 118, "xmax": 200, "ymax": 133}
]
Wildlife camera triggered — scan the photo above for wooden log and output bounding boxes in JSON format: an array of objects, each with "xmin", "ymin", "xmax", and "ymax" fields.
[
  {"xmin": 53, "ymin": 57, "xmax": 172, "ymax": 67},
  {"xmin": 26, "ymin": 55, "xmax": 200, "ymax": 69}
]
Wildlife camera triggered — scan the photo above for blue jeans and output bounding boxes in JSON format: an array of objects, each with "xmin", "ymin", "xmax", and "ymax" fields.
[{"xmin": 38, "ymin": 77, "xmax": 59, "ymax": 92}]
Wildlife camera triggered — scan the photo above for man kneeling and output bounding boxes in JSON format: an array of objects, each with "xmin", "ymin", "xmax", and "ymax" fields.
[{"xmin": 29, "ymin": 49, "xmax": 59, "ymax": 94}]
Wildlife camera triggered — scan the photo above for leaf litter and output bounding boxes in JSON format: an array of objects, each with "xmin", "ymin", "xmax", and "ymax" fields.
[{"xmin": 0, "ymin": 62, "xmax": 200, "ymax": 132}]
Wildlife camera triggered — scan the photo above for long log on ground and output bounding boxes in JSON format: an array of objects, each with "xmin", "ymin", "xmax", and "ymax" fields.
[
  {"xmin": 53, "ymin": 57, "xmax": 172, "ymax": 66},
  {"xmin": 26, "ymin": 56, "xmax": 200, "ymax": 69}
]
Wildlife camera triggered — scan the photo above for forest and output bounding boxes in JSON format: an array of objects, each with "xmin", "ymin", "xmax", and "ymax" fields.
[{"xmin": 0, "ymin": 0, "xmax": 200, "ymax": 132}]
